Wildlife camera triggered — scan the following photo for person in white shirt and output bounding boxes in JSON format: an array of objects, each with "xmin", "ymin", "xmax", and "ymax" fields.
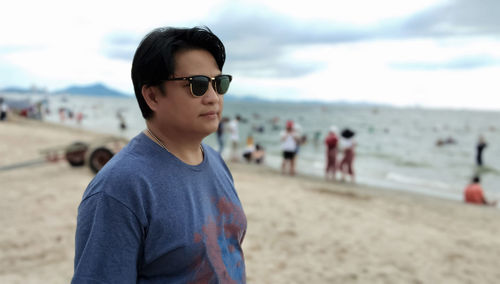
[
  {"xmin": 280, "ymin": 120, "xmax": 299, "ymax": 176},
  {"xmin": 339, "ymin": 128, "xmax": 357, "ymax": 182},
  {"xmin": 228, "ymin": 115, "xmax": 241, "ymax": 161}
]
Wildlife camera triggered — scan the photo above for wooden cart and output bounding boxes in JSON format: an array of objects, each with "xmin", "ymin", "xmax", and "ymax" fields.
[{"xmin": 1, "ymin": 137, "xmax": 129, "ymax": 173}]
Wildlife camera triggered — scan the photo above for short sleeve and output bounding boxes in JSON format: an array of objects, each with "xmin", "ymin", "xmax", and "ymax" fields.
[{"xmin": 72, "ymin": 192, "xmax": 143, "ymax": 284}]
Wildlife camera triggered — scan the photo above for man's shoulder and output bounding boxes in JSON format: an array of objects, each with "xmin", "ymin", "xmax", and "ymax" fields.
[
  {"xmin": 82, "ymin": 143, "xmax": 153, "ymax": 200},
  {"xmin": 204, "ymin": 143, "xmax": 224, "ymax": 162}
]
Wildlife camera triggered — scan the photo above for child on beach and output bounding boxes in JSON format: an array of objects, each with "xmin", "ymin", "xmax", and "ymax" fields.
[{"xmin": 72, "ymin": 26, "xmax": 246, "ymax": 283}]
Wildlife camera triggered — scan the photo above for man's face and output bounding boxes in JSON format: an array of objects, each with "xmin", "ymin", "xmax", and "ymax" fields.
[{"xmin": 153, "ymin": 49, "xmax": 224, "ymax": 139}]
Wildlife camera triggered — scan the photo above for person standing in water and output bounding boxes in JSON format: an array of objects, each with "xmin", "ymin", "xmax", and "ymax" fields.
[
  {"xmin": 216, "ymin": 116, "xmax": 229, "ymax": 153},
  {"xmin": 476, "ymin": 135, "xmax": 487, "ymax": 166},
  {"xmin": 325, "ymin": 126, "xmax": 339, "ymax": 180},
  {"xmin": 228, "ymin": 115, "xmax": 241, "ymax": 162},
  {"xmin": 280, "ymin": 120, "xmax": 299, "ymax": 176},
  {"xmin": 339, "ymin": 128, "xmax": 356, "ymax": 183}
]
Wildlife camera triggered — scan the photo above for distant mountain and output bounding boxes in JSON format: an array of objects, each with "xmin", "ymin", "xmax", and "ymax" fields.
[
  {"xmin": 225, "ymin": 94, "xmax": 390, "ymax": 107},
  {"xmin": 1, "ymin": 87, "xmax": 31, "ymax": 94},
  {"xmin": 0, "ymin": 86, "xmax": 48, "ymax": 94},
  {"xmin": 55, "ymin": 83, "xmax": 130, "ymax": 97},
  {"xmin": 224, "ymin": 94, "xmax": 268, "ymax": 102}
]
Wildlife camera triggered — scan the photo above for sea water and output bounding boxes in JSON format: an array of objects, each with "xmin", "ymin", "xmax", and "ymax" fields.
[{"xmin": 14, "ymin": 94, "xmax": 500, "ymax": 202}]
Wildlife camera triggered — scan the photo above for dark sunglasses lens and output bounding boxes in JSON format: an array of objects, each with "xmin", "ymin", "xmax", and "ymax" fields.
[
  {"xmin": 216, "ymin": 75, "xmax": 231, "ymax": 94},
  {"xmin": 191, "ymin": 76, "xmax": 209, "ymax": 96}
]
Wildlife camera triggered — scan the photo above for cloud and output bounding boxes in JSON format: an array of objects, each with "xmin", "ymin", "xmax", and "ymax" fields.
[
  {"xmin": 398, "ymin": 0, "xmax": 500, "ymax": 37},
  {"xmin": 0, "ymin": 59, "xmax": 34, "ymax": 87},
  {"xmin": 101, "ymin": 32, "xmax": 141, "ymax": 61},
  {"xmin": 99, "ymin": 0, "xmax": 500, "ymax": 80},
  {"xmin": 100, "ymin": 3, "xmax": 372, "ymax": 78},
  {"xmin": 199, "ymin": 0, "xmax": 500, "ymax": 76},
  {"xmin": 204, "ymin": 4, "xmax": 375, "ymax": 78},
  {"xmin": 0, "ymin": 45, "xmax": 43, "ymax": 55},
  {"xmin": 390, "ymin": 55, "xmax": 500, "ymax": 70},
  {"xmin": 227, "ymin": 58, "xmax": 326, "ymax": 78}
]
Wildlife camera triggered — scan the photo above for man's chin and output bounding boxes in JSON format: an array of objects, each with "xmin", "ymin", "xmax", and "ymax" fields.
[{"xmin": 199, "ymin": 125, "xmax": 218, "ymax": 137}]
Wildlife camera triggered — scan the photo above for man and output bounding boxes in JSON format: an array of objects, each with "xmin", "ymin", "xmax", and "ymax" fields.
[
  {"xmin": 464, "ymin": 176, "xmax": 497, "ymax": 206},
  {"xmin": 72, "ymin": 27, "xmax": 247, "ymax": 283}
]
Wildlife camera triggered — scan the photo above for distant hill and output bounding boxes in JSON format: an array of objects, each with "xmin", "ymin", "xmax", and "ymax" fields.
[
  {"xmin": 1, "ymin": 87, "xmax": 32, "ymax": 94},
  {"xmin": 1, "ymin": 83, "xmax": 131, "ymax": 97},
  {"xmin": 224, "ymin": 94, "xmax": 267, "ymax": 102},
  {"xmin": 1, "ymin": 84, "xmax": 388, "ymax": 107},
  {"xmin": 55, "ymin": 83, "xmax": 130, "ymax": 97},
  {"xmin": 0, "ymin": 86, "xmax": 48, "ymax": 94},
  {"xmin": 225, "ymin": 94, "xmax": 390, "ymax": 107}
]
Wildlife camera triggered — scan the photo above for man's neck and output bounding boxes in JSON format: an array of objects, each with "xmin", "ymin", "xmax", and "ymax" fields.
[{"xmin": 145, "ymin": 123, "xmax": 204, "ymax": 165}]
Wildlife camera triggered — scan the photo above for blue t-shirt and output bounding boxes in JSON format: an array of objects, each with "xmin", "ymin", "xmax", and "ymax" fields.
[{"xmin": 72, "ymin": 133, "xmax": 247, "ymax": 283}]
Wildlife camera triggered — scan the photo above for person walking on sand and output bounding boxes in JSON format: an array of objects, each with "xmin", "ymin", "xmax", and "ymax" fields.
[
  {"xmin": 281, "ymin": 120, "xmax": 299, "ymax": 176},
  {"xmin": 339, "ymin": 128, "xmax": 356, "ymax": 183},
  {"xmin": 72, "ymin": 26, "xmax": 246, "ymax": 283},
  {"xmin": 325, "ymin": 126, "xmax": 339, "ymax": 180},
  {"xmin": 464, "ymin": 176, "xmax": 497, "ymax": 206}
]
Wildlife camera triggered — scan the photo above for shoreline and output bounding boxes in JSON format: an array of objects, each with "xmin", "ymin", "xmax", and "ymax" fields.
[
  {"xmin": 2, "ymin": 117, "xmax": 500, "ymax": 283},
  {"xmin": 38, "ymin": 113, "xmax": 471, "ymax": 204},
  {"xmin": 8, "ymin": 113, "xmax": 475, "ymax": 206}
]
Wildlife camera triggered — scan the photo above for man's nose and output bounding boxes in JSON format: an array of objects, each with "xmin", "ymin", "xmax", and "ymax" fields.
[{"xmin": 202, "ymin": 82, "xmax": 220, "ymax": 103}]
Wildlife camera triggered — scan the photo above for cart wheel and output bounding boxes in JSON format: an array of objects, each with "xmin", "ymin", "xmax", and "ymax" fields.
[
  {"xmin": 65, "ymin": 142, "xmax": 88, "ymax": 167},
  {"xmin": 88, "ymin": 147, "xmax": 114, "ymax": 173}
]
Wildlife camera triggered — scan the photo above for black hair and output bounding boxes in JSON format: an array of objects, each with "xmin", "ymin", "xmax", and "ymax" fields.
[
  {"xmin": 131, "ymin": 26, "xmax": 226, "ymax": 119},
  {"xmin": 472, "ymin": 176, "xmax": 480, "ymax": 183}
]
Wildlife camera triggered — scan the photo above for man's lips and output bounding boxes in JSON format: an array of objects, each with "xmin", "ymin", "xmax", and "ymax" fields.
[{"xmin": 200, "ymin": 111, "xmax": 218, "ymax": 117}]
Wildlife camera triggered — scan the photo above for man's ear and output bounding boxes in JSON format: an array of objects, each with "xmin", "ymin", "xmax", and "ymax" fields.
[{"xmin": 142, "ymin": 85, "xmax": 162, "ymax": 112}]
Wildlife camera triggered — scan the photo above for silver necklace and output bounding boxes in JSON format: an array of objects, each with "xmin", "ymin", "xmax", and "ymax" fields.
[
  {"xmin": 147, "ymin": 128, "xmax": 169, "ymax": 152},
  {"xmin": 146, "ymin": 128, "xmax": 203, "ymax": 155}
]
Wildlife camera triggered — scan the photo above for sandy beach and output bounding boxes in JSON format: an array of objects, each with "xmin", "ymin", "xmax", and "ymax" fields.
[{"xmin": 1, "ymin": 117, "xmax": 500, "ymax": 284}]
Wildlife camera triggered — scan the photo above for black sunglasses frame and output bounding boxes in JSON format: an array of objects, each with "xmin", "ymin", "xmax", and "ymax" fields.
[{"xmin": 165, "ymin": 74, "xmax": 232, "ymax": 97}]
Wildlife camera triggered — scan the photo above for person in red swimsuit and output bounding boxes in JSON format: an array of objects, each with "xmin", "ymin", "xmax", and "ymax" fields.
[
  {"xmin": 324, "ymin": 126, "xmax": 339, "ymax": 180},
  {"xmin": 464, "ymin": 176, "xmax": 497, "ymax": 206}
]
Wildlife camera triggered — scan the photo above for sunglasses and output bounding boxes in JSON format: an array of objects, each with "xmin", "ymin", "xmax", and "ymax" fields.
[{"xmin": 165, "ymin": 74, "xmax": 232, "ymax": 97}]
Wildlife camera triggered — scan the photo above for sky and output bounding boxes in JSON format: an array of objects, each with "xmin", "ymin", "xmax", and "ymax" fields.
[{"xmin": 1, "ymin": 0, "xmax": 500, "ymax": 110}]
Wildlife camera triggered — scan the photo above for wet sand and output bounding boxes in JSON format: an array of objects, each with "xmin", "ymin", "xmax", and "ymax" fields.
[{"xmin": 1, "ymin": 117, "xmax": 500, "ymax": 283}]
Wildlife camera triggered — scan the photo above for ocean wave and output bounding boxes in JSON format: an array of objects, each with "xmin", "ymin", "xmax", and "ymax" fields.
[{"xmin": 385, "ymin": 172, "xmax": 451, "ymax": 190}]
